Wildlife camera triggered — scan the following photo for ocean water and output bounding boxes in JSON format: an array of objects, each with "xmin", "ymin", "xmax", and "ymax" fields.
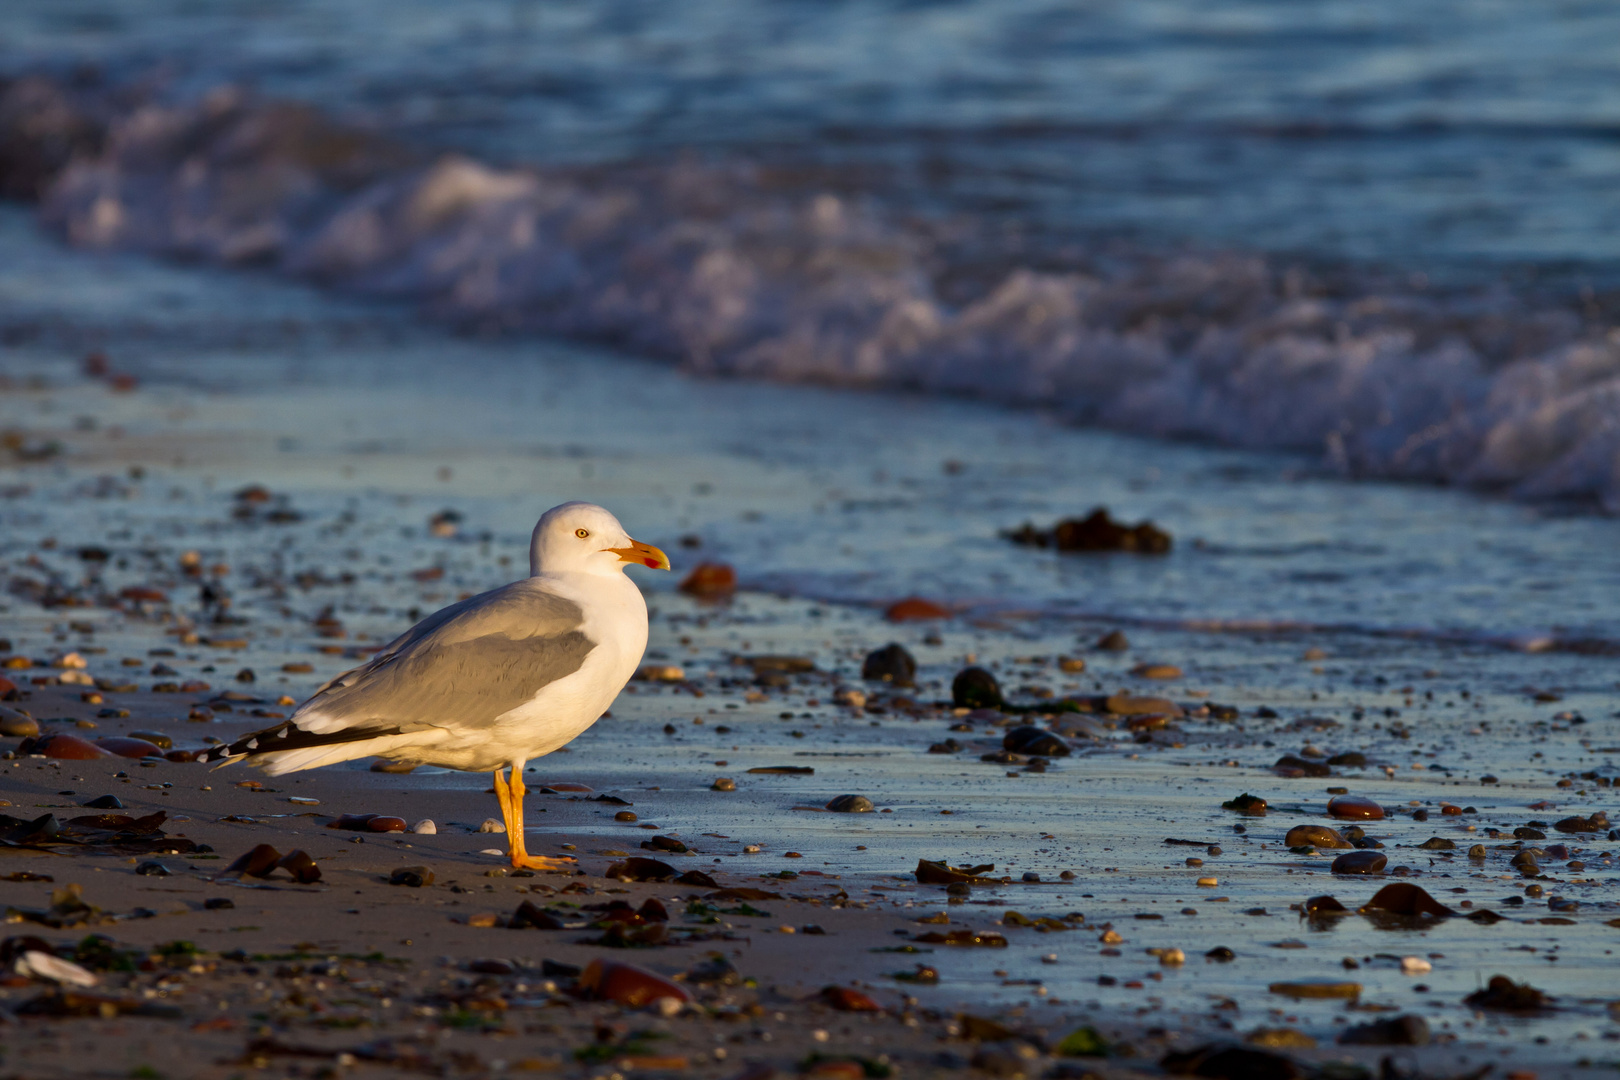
[{"xmin": 5, "ymin": 1, "xmax": 1620, "ymax": 509}]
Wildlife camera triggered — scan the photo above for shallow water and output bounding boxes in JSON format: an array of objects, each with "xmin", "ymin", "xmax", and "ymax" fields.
[
  {"xmin": 3, "ymin": 212, "xmax": 1619, "ymax": 1059},
  {"xmin": 8, "ymin": 0, "xmax": 1620, "ymax": 279}
]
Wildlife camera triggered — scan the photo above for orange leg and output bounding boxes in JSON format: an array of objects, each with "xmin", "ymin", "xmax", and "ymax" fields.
[{"xmin": 495, "ymin": 763, "xmax": 576, "ymax": 872}]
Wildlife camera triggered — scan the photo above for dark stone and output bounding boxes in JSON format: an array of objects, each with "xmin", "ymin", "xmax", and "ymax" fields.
[
  {"xmin": 1205, "ymin": 946, "xmax": 1235, "ymax": 961},
  {"xmin": 1417, "ymin": 837, "xmax": 1455, "ymax": 850},
  {"xmin": 388, "ymin": 866, "xmax": 434, "ymax": 888},
  {"xmin": 134, "ymin": 861, "xmax": 169, "ymax": 877},
  {"xmin": 826, "ymin": 794, "xmax": 875, "ymax": 813},
  {"xmin": 80, "ymin": 795, "xmax": 123, "ymax": 809},
  {"xmin": 1513, "ymin": 827, "xmax": 1545, "ymax": 840},
  {"xmin": 1326, "ymin": 752, "xmax": 1366, "ymax": 767},
  {"xmin": 541, "ymin": 959, "xmax": 581, "ymax": 978},
  {"xmin": 1221, "ymin": 793, "xmax": 1268, "ymax": 815},
  {"xmin": 952, "ymin": 667, "xmax": 1003, "ymax": 709},
  {"xmin": 1330, "ymin": 850, "xmax": 1387, "ymax": 875},
  {"xmin": 508, "ymin": 900, "xmax": 563, "ymax": 930},
  {"xmin": 1002, "ymin": 726, "xmax": 1070, "ymax": 757},
  {"xmin": 862, "ymin": 644, "xmax": 917, "ymax": 687},
  {"xmin": 1273, "ymin": 755, "xmax": 1330, "ymax": 777},
  {"xmin": 641, "ymin": 835, "xmax": 688, "ymax": 853},
  {"xmin": 1464, "ymin": 975, "xmax": 1554, "ymax": 1012},
  {"xmin": 1337, "ymin": 1014, "xmax": 1430, "ymax": 1046},
  {"xmin": 203, "ymin": 898, "xmax": 234, "ymax": 910},
  {"xmin": 1161, "ymin": 1043, "xmax": 1300, "ymax": 1080},
  {"xmin": 1095, "ymin": 630, "xmax": 1130, "ymax": 651},
  {"xmin": 1554, "ymin": 813, "xmax": 1608, "ymax": 833}
]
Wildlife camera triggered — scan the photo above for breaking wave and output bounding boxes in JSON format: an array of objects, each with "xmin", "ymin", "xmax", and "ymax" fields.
[{"xmin": 7, "ymin": 75, "xmax": 1620, "ymax": 511}]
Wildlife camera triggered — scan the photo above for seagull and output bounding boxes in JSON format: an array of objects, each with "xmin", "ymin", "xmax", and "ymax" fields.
[{"xmin": 203, "ymin": 502, "xmax": 670, "ymax": 871}]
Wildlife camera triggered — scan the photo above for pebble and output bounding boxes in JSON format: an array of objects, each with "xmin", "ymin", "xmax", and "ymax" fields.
[
  {"xmin": 1131, "ymin": 663, "xmax": 1182, "ymax": 679},
  {"xmin": 861, "ymin": 643, "xmax": 917, "ymax": 686},
  {"xmin": 409, "ymin": 819, "xmax": 436, "ymax": 835},
  {"xmin": 204, "ymin": 897, "xmax": 235, "ymax": 910},
  {"xmin": 1331, "ymin": 850, "xmax": 1387, "ymax": 875},
  {"xmin": 389, "ymin": 866, "xmax": 434, "ymax": 887},
  {"xmin": 1274, "ymin": 754, "xmax": 1331, "ymax": 778},
  {"xmin": 826, "ymin": 794, "xmax": 874, "ymax": 813},
  {"xmin": 95, "ymin": 736, "xmax": 165, "ymax": 759},
  {"xmin": 0, "ymin": 707, "xmax": 38, "ymax": 738},
  {"xmin": 1002, "ymin": 726, "xmax": 1070, "ymax": 756},
  {"xmin": 81, "ymin": 795, "xmax": 123, "ymax": 809},
  {"xmin": 1327, "ymin": 751, "xmax": 1367, "ymax": 767},
  {"xmin": 615, "ymin": 811, "xmax": 639, "ymax": 822},
  {"xmin": 1327, "ymin": 795, "xmax": 1385, "ymax": 820},
  {"xmin": 821, "ymin": 985, "xmax": 882, "ymax": 1012},
  {"xmin": 1285, "ymin": 825, "xmax": 1352, "ymax": 849},
  {"xmin": 635, "ymin": 664, "xmax": 686, "ymax": 682},
  {"xmin": 1400, "ymin": 956, "xmax": 1432, "ymax": 975},
  {"xmin": 1338, "ymin": 1015, "xmax": 1430, "ymax": 1047},
  {"xmin": 711, "ymin": 778, "xmax": 737, "ymax": 791},
  {"xmin": 678, "ymin": 562, "xmax": 736, "ymax": 598},
  {"xmin": 1058, "ymin": 657, "xmax": 1086, "ymax": 673},
  {"xmin": 1417, "ymin": 837, "xmax": 1455, "ymax": 850},
  {"xmin": 1269, "ymin": 980, "xmax": 1362, "ymax": 1000},
  {"xmin": 127, "ymin": 730, "xmax": 172, "ymax": 749},
  {"xmin": 952, "ymin": 667, "xmax": 1002, "ymax": 709},
  {"xmin": 1095, "ymin": 630, "xmax": 1130, "ymax": 651},
  {"xmin": 885, "ymin": 597, "xmax": 950, "ymax": 622},
  {"xmin": 579, "ymin": 959, "xmax": 693, "ymax": 1007},
  {"xmin": 37, "ymin": 734, "xmax": 113, "ymax": 760},
  {"xmin": 134, "ymin": 861, "xmax": 170, "ymax": 876},
  {"xmin": 478, "ymin": 818, "xmax": 506, "ymax": 833}
]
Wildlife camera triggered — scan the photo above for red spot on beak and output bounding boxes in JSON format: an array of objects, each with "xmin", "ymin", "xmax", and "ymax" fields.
[{"xmin": 643, "ymin": 558, "xmax": 660, "ymax": 568}]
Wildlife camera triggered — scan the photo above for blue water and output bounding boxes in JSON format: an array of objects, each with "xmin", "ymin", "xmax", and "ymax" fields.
[{"xmin": 6, "ymin": 0, "xmax": 1620, "ymax": 282}]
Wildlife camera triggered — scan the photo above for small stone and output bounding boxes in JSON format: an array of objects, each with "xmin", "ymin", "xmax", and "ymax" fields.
[
  {"xmin": 1058, "ymin": 657, "xmax": 1086, "ymax": 673},
  {"xmin": 1274, "ymin": 755, "xmax": 1331, "ymax": 778},
  {"xmin": 1327, "ymin": 795, "xmax": 1385, "ymax": 820},
  {"xmin": 1095, "ymin": 630, "xmax": 1129, "ymax": 651},
  {"xmin": 1206, "ymin": 946, "xmax": 1235, "ymax": 961},
  {"xmin": 1417, "ymin": 837, "xmax": 1455, "ymax": 851},
  {"xmin": 1400, "ymin": 956, "xmax": 1432, "ymax": 974},
  {"xmin": 389, "ymin": 866, "xmax": 435, "ymax": 888},
  {"xmin": 1338, "ymin": 1015, "xmax": 1430, "ymax": 1046},
  {"xmin": 409, "ymin": 819, "xmax": 436, "ymax": 835},
  {"xmin": 862, "ymin": 643, "xmax": 917, "ymax": 686},
  {"xmin": 204, "ymin": 897, "xmax": 235, "ymax": 910},
  {"xmin": 1021, "ymin": 872, "xmax": 1040, "ymax": 882},
  {"xmin": 1002, "ymin": 726, "xmax": 1070, "ymax": 756},
  {"xmin": 952, "ymin": 667, "xmax": 1002, "ymax": 709},
  {"xmin": 885, "ymin": 597, "xmax": 949, "ymax": 622},
  {"xmin": 679, "ymin": 563, "xmax": 736, "ymax": 598},
  {"xmin": 1331, "ymin": 850, "xmax": 1387, "ymax": 875},
  {"xmin": 711, "ymin": 777, "xmax": 736, "ymax": 791},
  {"xmin": 826, "ymin": 794, "xmax": 874, "ymax": 813},
  {"xmin": 635, "ymin": 664, "xmax": 686, "ymax": 682},
  {"xmin": 1285, "ymin": 825, "xmax": 1351, "ymax": 849},
  {"xmin": 1327, "ymin": 751, "xmax": 1367, "ymax": 767},
  {"xmin": 127, "ymin": 730, "xmax": 172, "ymax": 749},
  {"xmin": 479, "ymin": 818, "xmax": 506, "ymax": 833},
  {"xmin": 96, "ymin": 736, "xmax": 165, "ymax": 759},
  {"xmin": 0, "ymin": 707, "xmax": 39, "ymax": 738},
  {"xmin": 135, "ymin": 861, "xmax": 170, "ymax": 877},
  {"xmin": 615, "ymin": 811, "xmax": 638, "ymax": 822},
  {"xmin": 1131, "ymin": 663, "xmax": 1181, "ymax": 679},
  {"xmin": 821, "ymin": 985, "xmax": 882, "ymax": 1012},
  {"xmin": 80, "ymin": 794, "xmax": 123, "ymax": 809}
]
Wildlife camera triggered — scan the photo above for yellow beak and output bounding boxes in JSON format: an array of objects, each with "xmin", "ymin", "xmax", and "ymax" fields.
[{"xmin": 606, "ymin": 538, "xmax": 671, "ymax": 571}]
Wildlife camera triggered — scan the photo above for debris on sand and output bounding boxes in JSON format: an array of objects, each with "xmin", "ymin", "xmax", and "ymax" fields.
[{"xmin": 1004, "ymin": 508, "xmax": 1172, "ymax": 554}]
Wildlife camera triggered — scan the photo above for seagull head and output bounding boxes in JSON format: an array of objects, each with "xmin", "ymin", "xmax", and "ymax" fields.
[{"xmin": 529, "ymin": 502, "xmax": 671, "ymax": 577}]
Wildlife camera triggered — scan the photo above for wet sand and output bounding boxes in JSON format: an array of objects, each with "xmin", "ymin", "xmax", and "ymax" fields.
[{"xmin": 3, "ymin": 349, "xmax": 1618, "ymax": 1080}]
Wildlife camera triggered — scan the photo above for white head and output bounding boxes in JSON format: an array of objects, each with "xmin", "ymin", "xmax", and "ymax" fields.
[{"xmin": 528, "ymin": 501, "xmax": 671, "ymax": 577}]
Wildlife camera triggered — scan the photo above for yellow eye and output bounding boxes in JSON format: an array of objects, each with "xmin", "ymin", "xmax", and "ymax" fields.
[{"xmin": 575, "ymin": 528, "xmax": 590, "ymax": 538}]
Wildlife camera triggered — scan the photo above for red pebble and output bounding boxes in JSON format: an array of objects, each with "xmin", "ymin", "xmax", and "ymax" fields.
[
  {"xmin": 821, "ymin": 985, "xmax": 882, "ymax": 1012},
  {"xmin": 38, "ymin": 734, "xmax": 114, "ymax": 760},
  {"xmin": 1327, "ymin": 795, "xmax": 1385, "ymax": 820},
  {"xmin": 0, "ymin": 676, "xmax": 16, "ymax": 697},
  {"xmin": 366, "ymin": 816, "xmax": 406, "ymax": 833},
  {"xmin": 95, "ymin": 737, "xmax": 165, "ymax": 759},
  {"xmin": 579, "ymin": 959, "xmax": 693, "ymax": 1007},
  {"xmin": 883, "ymin": 597, "xmax": 950, "ymax": 622},
  {"xmin": 678, "ymin": 562, "xmax": 736, "ymax": 597}
]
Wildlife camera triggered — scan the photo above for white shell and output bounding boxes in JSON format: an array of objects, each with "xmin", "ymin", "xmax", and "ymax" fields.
[{"xmin": 409, "ymin": 818, "xmax": 437, "ymax": 835}]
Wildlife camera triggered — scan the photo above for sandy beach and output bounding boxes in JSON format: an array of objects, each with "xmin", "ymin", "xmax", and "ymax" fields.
[{"xmin": 3, "ymin": 330, "xmax": 1617, "ymax": 1080}]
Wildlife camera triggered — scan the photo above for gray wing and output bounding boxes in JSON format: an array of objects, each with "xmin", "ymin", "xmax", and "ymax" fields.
[{"xmin": 294, "ymin": 580, "xmax": 594, "ymax": 734}]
